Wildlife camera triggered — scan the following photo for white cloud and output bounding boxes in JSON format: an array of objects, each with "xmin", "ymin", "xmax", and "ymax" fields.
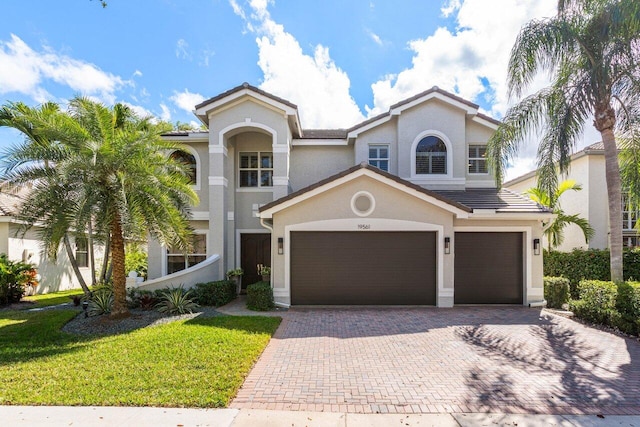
[
  {"xmin": 0, "ymin": 34, "xmax": 126, "ymax": 104},
  {"xmin": 232, "ymin": 0, "xmax": 364, "ymax": 128},
  {"xmin": 175, "ymin": 39, "xmax": 191, "ymax": 60},
  {"xmin": 133, "ymin": 70, "xmax": 143, "ymax": 77},
  {"xmin": 367, "ymin": 0, "xmax": 557, "ymax": 119},
  {"xmin": 170, "ymin": 89, "xmax": 205, "ymax": 113},
  {"xmin": 159, "ymin": 103, "xmax": 171, "ymax": 121},
  {"xmin": 367, "ymin": 30, "xmax": 383, "ymax": 46},
  {"xmin": 122, "ymin": 102, "xmax": 153, "ymax": 119}
]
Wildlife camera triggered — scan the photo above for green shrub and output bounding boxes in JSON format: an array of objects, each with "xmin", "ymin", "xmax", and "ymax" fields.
[
  {"xmin": 0, "ymin": 254, "xmax": 34, "ymax": 306},
  {"xmin": 193, "ymin": 280, "xmax": 236, "ymax": 307},
  {"xmin": 568, "ymin": 280, "xmax": 617, "ymax": 324},
  {"xmin": 88, "ymin": 288, "xmax": 114, "ymax": 316},
  {"xmin": 125, "ymin": 244, "xmax": 148, "ymax": 279},
  {"xmin": 156, "ymin": 287, "xmax": 199, "ymax": 315},
  {"xmin": 544, "ymin": 276, "xmax": 570, "ymax": 309},
  {"xmin": 613, "ymin": 281, "xmax": 640, "ymax": 335},
  {"xmin": 544, "ymin": 248, "xmax": 640, "ymax": 298},
  {"xmin": 246, "ymin": 282, "xmax": 274, "ymax": 311}
]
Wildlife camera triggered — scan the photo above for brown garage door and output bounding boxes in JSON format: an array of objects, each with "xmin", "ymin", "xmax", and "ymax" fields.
[
  {"xmin": 290, "ymin": 231, "xmax": 436, "ymax": 305},
  {"xmin": 454, "ymin": 232, "xmax": 523, "ymax": 304}
]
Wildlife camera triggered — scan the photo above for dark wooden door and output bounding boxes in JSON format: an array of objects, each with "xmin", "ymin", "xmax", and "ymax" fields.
[
  {"xmin": 241, "ymin": 233, "xmax": 271, "ymax": 289},
  {"xmin": 454, "ymin": 232, "xmax": 523, "ymax": 304},
  {"xmin": 290, "ymin": 231, "xmax": 436, "ymax": 305}
]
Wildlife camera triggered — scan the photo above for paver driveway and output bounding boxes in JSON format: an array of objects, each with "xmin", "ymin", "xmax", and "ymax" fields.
[{"xmin": 231, "ymin": 307, "xmax": 640, "ymax": 414}]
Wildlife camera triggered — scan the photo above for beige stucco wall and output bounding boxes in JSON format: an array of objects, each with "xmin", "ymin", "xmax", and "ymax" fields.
[
  {"xmin": 269, "ymin": 175, "xmax": 457, "ymax": 306},
  {"xmin": 354, "ymin": 120, "xmax": 398, "ymax": 174},
  {"xmin": 0, "ymin": 222, "xmax": 8, "ymax": 255},
  {"xmin": 289, "ymin": 145, "xmax": 354, "ymax": 191}
]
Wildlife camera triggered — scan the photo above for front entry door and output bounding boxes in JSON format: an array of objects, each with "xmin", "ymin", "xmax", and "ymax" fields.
[{"xmin": 240, "ymin": 233, "xmax": 271, "ymax": 289}]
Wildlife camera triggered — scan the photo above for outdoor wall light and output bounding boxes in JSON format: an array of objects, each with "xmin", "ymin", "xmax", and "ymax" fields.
[
  {"xmin": 533, "ymin": 238, "xmax": 541, "ymax": 256},
  {"xmin": 278, "ymin": 237, "xmax": 284, "ymax": 255},
  {"xmin": 444, "ymin": 237, "xmax": 451, "ymax": 254}
]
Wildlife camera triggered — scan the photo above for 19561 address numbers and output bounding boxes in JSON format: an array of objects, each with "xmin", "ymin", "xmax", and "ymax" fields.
[{"xmin": 357, "ymin": 224, "xmax": 371, "ymax": 230}]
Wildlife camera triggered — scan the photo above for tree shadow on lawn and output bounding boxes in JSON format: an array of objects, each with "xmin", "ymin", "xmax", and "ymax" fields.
[
  {"xmin": 457, "ymin": 313, "xmax": 640, "ymax": 413},
  {"xmin": 0, "ymin": 309, "xmax": 100, "ymax": 365},
  {"xmin": 182, "ymin": 314, "xmax": 282, "ymax": 335}
]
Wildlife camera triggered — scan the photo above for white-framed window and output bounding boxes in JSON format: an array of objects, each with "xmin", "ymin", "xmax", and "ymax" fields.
[
  {"xmin": 468, "ymin": 145, "xmax": 488, "ymax": 174},
  {"xmin": 416, "ymin": 136, "xmax": 447, "ymax": 174},
  {"xmin": 368, "ymin": 144, "xmax": 389, "ymax": 172},
  {"xmin": 239, "ymin": 152, "xmax": 273, "ymax": 188},
  {"xmin": 166, "ymin": 233, "xmax": 207, "ymax": 275},
  {"xmin": 170, "ymin": 150, "xmax": 197, "ymax": 185},
  {"xmin": 75, "ymin": 237, "xmax": 88, "ymax": 268},
  {"xmin": 622, "ymin": 192, "xmax": 638, "ymax": 231}
]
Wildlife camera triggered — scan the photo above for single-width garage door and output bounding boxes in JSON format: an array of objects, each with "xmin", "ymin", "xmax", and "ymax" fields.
[
  {"xmin": 454, "ymin": 232, "xmax": 523, "ymax": 304},
  {"xmin": 290, "ymin": 231, "xmax": 436, "ymax": 305}
]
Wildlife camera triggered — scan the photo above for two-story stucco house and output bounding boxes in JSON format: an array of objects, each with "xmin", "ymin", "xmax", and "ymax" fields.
[{"xmin": 144, "ymin": 83, "xmax": 553, "ymax": 307}]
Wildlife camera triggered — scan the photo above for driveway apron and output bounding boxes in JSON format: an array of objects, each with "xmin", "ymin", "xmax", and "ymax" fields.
[{"xmin": 230, "ymin": 307, "xmax": 640, "ymax": 414}]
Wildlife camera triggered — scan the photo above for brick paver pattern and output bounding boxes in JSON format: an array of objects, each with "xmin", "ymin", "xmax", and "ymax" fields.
[{"xmin": 231, "ymin": 308, "xmax": 640, "ymax": 414}]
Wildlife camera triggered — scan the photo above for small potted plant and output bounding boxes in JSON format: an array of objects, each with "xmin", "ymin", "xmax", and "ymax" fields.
[
  {"xmin": 226, "ymin": 268, "xmax": 244, "ymax": 295},
  {"xmin": 257, "ymin": 264, "xmax": 271, "ymax": 282}
]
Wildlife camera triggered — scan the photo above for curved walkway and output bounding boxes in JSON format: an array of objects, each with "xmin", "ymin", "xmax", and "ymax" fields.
[{"xmin": 231, "ymin": 307, "xmax": 640, "ymax": 415}]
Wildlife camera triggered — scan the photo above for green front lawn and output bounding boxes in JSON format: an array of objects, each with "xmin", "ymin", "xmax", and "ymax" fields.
[
  {"xmin": 0, "ymin": 309, "xmax": 280, "ymax": 407},
  {"xmin": 22, "ymin": 289, "xmax": 84, "ymax": 308}
]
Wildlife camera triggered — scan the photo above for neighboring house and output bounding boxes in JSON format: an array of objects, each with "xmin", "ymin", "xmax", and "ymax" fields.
[
  {"xmin": 505, "ymin": 141, "xmax": 640, "ymax": 251},
  {"xmin": 145, "ymin": 83, "xmax": 553, "ymax": 307},
  {"xmin": 0, "ymin": 192, "xmax": 100, "ymax": 293}
]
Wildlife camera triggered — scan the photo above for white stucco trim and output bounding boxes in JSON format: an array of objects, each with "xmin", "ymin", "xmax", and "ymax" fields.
[
  {"xmin": 272, "ymin": 176, "xmax": 290, "ymax": 186},
  {"xmin": 208, "ymin": 176, "xmax": 228, "ymax": 187},
  {"xmin": 272, "ymin": 145, "xmax": 290, "ymax": 153},
  {"xmin": 347, "ymin": 115, "xmax": 392, "ymax": 138},
  {"xmin": 453, "ymin": 226, "xmax": 533, "ymax": 305},
  {"xmin": 410, "ymin": 129, "xmax": 454, "ymax": 180},
  {"xmin": 293, "ymin": 139, "xmax": 349, "ymax": 146},
  {"xmin": 350, "ymin": 191, "xmax": 376, "ymax": 217},
  {"xmin": 190, "ymin": 211, "xmax": 210, "ymax": 220},
  {"xmin": 218, "ymin": 121, "xmax": 278, "ymax": 148},
  {"xmin": 281, "ymin": 218, "xmax": 445, "ymax": 306},
  {"xmin": 195, "ymin": 88, "xmax": 297, "ymax": 117},
  {"xmin": 208, "ymin": 145, "xmax": 229, "ymax": 156},
  {"xmin": 471, "ymin": 115, "xmax": 500, "ymax": 130},
  {"xmin": 392, "ymin": 91, "xmax": 477, "ymax": 117},
  {"xmin": 260, "ymin": 168, "xmax": 470, "ymax": 219}
]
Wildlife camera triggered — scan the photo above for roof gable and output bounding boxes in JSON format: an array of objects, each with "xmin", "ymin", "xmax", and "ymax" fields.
[{"xmin": 259, "ymin": 163, "xmax": 472, "ymax": 219}]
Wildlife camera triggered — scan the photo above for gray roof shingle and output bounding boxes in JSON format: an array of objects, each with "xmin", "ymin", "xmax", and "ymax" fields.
[{"xmin": 434, "ymin": 188, "xmax": 551, "ymax": 213}]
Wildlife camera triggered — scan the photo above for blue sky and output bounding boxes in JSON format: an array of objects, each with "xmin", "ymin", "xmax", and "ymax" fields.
[{"xmin": 1, "ymin": 0, "xmax": 595, "ymax": 179}]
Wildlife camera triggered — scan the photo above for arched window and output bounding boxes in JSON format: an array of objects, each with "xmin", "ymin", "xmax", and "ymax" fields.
[
  {"xmin": 170, "ymin": 150, "xmax": 197, "ymax": 184},
  {"xmin": 415, "ymin": 136, "xmax": 447, "ymax": 174}
]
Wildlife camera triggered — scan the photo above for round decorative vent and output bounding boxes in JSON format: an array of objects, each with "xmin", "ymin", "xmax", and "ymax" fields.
[{"xmin": 351, "ymin": 191, "xmax": 375, "ymax": 217}]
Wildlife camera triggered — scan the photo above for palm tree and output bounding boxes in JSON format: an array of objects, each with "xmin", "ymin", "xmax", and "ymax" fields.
[
  {"xmin": 0, "ymin": 102, "xmax": 93, "ymax": 298},
  {"xmin": 487, "ymin": 0, "xmax": 640, "ymax": 282},
  {"xmin": 525, "ymin": 180, "xmax": 595, "ymax": 251},
  {"xmin": 1, "ymin": 98, "xmax": 197, "ymax": 317}
]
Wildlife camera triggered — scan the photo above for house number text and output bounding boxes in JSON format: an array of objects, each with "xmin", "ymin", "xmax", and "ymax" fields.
[{"xmin": 357, "ymin": 224, "xmax": 371, "ymax": 230}]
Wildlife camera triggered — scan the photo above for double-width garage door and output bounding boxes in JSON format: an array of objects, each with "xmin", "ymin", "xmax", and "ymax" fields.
[
  {"xmin": 454, "ymin": 232, "xmax": 523, "ymax": 304},
  {"xmin": 290, "ymin": 231, "xmax": 436, "ymax": 305}
]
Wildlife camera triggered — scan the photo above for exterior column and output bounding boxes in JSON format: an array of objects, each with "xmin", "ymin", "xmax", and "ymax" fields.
[{"xmin": 209, "ymin": 143, "xmax": 228, "ymax": 280}]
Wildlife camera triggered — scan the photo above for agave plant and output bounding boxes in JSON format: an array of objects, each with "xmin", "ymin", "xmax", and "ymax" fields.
[
  {"xmin": 156, "ymin": 287, "xmax": 199, "ymax": 315},
  {"xmin": 88, "ymin": 288, "xmax": 114, "ymax": 316}
]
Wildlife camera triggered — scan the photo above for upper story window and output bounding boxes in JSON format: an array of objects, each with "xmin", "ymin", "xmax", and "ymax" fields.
[
  {"xmin": 239, "ymin": 152, "xmax": 273, "ymax": 188},
  {"xmin": 170, "ymin": 150, "xmax": 197, "ymax": 184},
  {"xmin": 416, "ymin": 136, "xmax": 447, "ymax": 174},
  {"xmin": 75, "ymin": 237, "xmax": 88, "ymax": 268},
  {"xmin": 368, "ymin": 145, "xmax": 389, "ymax": 172},
  {"xmin": 468, "ymin": 145, "xmax": 488, "ymax": 174}
]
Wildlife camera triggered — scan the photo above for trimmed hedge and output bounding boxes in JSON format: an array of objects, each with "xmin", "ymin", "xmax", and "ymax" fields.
[
  {"xmin": 544, "ymin": 249, "xmax": 640, "ymax": 298},
  {"xmin": 568, "ymin": 279, "xmax": 640, "ymax": 335},
  {"xmin": 543, "ymin": 276, "xmax": 570, "ymax": 309},
  {"xmin": 193, "ymin": 280, "xmax": 237, "ymax": 307},
  {"xmin": 246, "ymin": 281, "xmax": 274, "ymax": 311}
]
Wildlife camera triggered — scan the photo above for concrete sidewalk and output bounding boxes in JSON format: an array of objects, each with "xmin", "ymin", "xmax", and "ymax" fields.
[{"xmin": 2, "ymin": 407, "xmax": 640, "ymax": 427}]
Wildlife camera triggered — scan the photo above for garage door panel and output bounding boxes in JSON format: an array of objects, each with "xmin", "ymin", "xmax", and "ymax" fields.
[
  {"xmin": 454, "ymin": 232, "xmax": 523, "ymax": 304},
  {"xmin": 291, "ymin": 231, "xmax": 436, "ymax": 305}
]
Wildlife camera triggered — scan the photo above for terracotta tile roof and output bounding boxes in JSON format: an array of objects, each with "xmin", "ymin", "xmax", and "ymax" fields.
[
  {"xmin": 433, "ymin": 188, "xmax": 552, "ymax": 213},
  {"xmin": 195, "ymin": 82, "xmax": 298, "ymax": 111}
]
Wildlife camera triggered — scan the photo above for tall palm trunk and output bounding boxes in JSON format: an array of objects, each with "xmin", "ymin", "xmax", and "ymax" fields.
[
  {"xmin": 88, "ymin": 219, "xmax": 96, "ymax": 285},
  {"xmin": 63, "ymin": 234, "xmax": 92, "ymax": 298},
  {"xmin": 99, "ymin": 232, "xmax": 110, "ymax": 283},
  {"xmin": 596, "ymin": 107, "xmax": 623, "ymax": 282},
  {"xmin": 109, "ymin": 214, "xmax": 129, "ymax": 318}
]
